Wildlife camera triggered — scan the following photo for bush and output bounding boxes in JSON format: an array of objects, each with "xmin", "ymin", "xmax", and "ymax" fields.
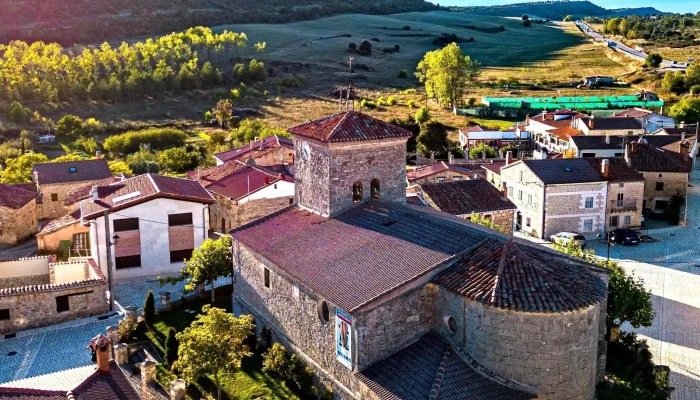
[
  {"xmin": 117, "ymin": 316, "xmax": 136, "ymax": 342},
  {"xmin": 690, "ymin": 85, "xmax": 700, "ymax": 95},
  {"xmin": 158, "ymin": 147, "xmax": 199, "ymax": 173},
  {"xmin": 397, "ymin": 69, "xmax": 408, "ymax": 79},
  {"xmin": 404, "ymin": 88, "xmax": 418, "ymax": 95},
  {"xmin": 387, "ymin": 96, "xmax": 398, "ymax": 105},
  {"xmin": 646, "ymin": 53, "xmax": 663, "ymax": 68},
  {"xmin": 126, "ymin": 149, "xmax": 160, "ymax": 174},
  {"xmin": 358, "ymin": 40, "xmax": 372, "ymax": 56},
  {"xmin": 204, "ymin": 110, "xmax": 213, "ymax": 123},
  {"xmin": 56, "ymin": 114, "xmax": 84, "ymax": 138},
  {"xmin": 262, "ymin": 343, "xmax": 289, "ymax": 379},
  {"xmin": 165, "ymin": 327, "xmax": 178, "ymax": 365},
  {"xmin": 469, "ymin": 143, "xmax": 497, "ymax": 159},
  {"xmin": 5, "ymin": 101, "xmax": 30, "ymax": 123},
  {"xmin": 82, "ymin": 118, "xmax": 102, "ymax": 135},
  {"xmin": 468, "ymin": 97, "xmax": 477, "ymax": 106},
  {"xmin": 348, "ymin": 42, "xmax": 357, "ymax": 50},
  {"xmin": 376, "ymin": 97, "xmax": 385, "ymax": 107},
  {"xmin": 522, "ymin": 15, "xmax": 529, "ymax": 21},
  {"xmin": 415, "ymin": 106, "xmax": 430, "ymax": 123},
  {"xmin": 360, "ymin": 99, "xmax": 376, "ymax": 109},
  {"xmin": 74, "ymin": 136, "xmax": 98, "ymax": 155},
  {"xmin": 144, "ymin": 291, "xmax": 155, "ymax": 326},
  {"xmin": 523, "ymin": 20, "xmax": 533, "ymax": 27},
  {"xmin": 103, "ymin": 128, "xmax": 187, "ymax": 155},
  {"xmin": 275, "ymin": 75, "xmax": 306, "ymax": 88},
  {"xmin": 258, "ymin": 326, "xmax": 272, "ymax": 352},
  {"xmin": 407, "ymin": 99, "xmax": 416, "ymax": 108}
]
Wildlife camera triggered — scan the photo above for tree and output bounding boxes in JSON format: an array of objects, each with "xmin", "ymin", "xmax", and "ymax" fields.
[
  {"xmin": 414, "ymin": 106, "xmax": 431, "ymax": 123},
  {"xmin": 469, "ymin": 143, "xmax": 497, "ymax": 159},
  {"xmin": 668, "ymin": 97, "xmax": 700, "ymax": 123},
  {"xmin": 348, "ymin": 42, "xmax": 357, "ymax": 50},
  {"xmin": 523, "ymin": 20, "xmax": 533, "ymax": 27},
  {"xmin": 19, "ymin": 130, "xmax": 30, "ymax": 155},
  {"xmin": 685, "ymin": 62, "xmax": 700, "ymax": 88},
  {"xmin": 56, "ymin": 115, "xmax": 84, "ymax": 138},
  {"xmin": 563, "ymin": 15, "xmax": 573, "ymax": 22},
  {"xmin": 254, "ymin": 42, "xmax": 266, "ymax": 53},
  {"xmin": 416, "ymin": 43, "xmax": 481, "ymax": 109},
  {"xmin": 662, "ymin": 71, "xmax": 686, "ymax": 94},
  {"xmin": 165, "ymin": 327, "xmax": 179, "ymax": 365},
  {"xmin": 522, "ymin": 15, "xmax": 529, "ymax": 21},
  {"xmin": 126, "ymin": 149, "xmax": 160, "ymax": 174},
  {"xmin": 108, "ymin": 160, "xmax": 133, "ymax": 175},
  {"xmin": 144, "ymin": 290, "xmax": 155, "ymax": 326},
  {"xmin": 229, "ymin": 119, "xmax": 289, "ymax": 146},
  {"xmin": 174, "ymin": 306, "xmax": 255, "ymax": 400},
  {"xmin": 645, "ymin": 53, "xmax": 662, "ymax": 68},
  {"xmin": 213, "ymin": 99, "xmax": 233, "ymax": 128},
  {"xmin": 416, "ymin": 120, "xmax": 448, "ymax": 157},
  {"xmin": 51, "ymin": 154, "xmax": 90, "ymax": 163},
  {"xmin": 168, "ymin": 235, "xmax": 233, "ymax": 303},
  {"xmin": 0, "ymin": 153, "xmax": 49, "ymax": 183},
  {"xmin": 204, "ymin": 111, "xmax": 213, "ymax": 123},
  {"xmin": 158, "ymin": 147, "xmax": 199, "ymax": 173},
  {"xmin": 5, "ymin": 101, "xmax": 30, "ymax": 123},
  {"xmin": 358, "ymin": 40, "xmax": 372, "ymax": 56}
]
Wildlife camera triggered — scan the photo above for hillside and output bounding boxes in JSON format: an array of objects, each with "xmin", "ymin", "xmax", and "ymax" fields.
[
  {"xmin": 450, "ymin": 1, "xmax": 662, "ymax": 20},
  {"xmin": 0, "ymin": 0, "xmax": 438, "ymax": 45}
]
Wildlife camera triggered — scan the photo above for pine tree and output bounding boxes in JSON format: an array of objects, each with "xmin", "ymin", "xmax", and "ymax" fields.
[
  {"xmin": 165, "ymin": 327, "xmax": 179, "ymax": 365},
  {"xmin": 144, "ymin": 290, "xmax": 155, "ymax": 326}
]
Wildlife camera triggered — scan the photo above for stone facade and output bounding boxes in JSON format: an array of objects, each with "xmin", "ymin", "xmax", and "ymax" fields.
[
  {"xmin": 543, "ymin": 183, "xmax": 607, "ymax": 238},
  {"xmin": 37, "ymin": 220, "xmax": 90, "ymax": 253},
  {"xmin": 408, "ymin": 170, "xmax": 474, "ymax": 185},
  {"xmin": 484, "ymin": 169, "xmax": 503, "ymax": 189},
  {"xmin": 210, "ymin": 193, "xmax": 293, "ymax": 233},
  {"xmin": 0, "ymin": 274, "xmax": 49, "ymax": 289},
  {"xmin": 605, "ymin": 180, "xmax": 644, "ymax": 231},
  {"xmin": 295, "ymin": 138, "xmax": 406, "ymax": 217},
  {"xmin": 419, "ymin": 194, "xmax": 514, "ymax": 234},
  {"xmin": 501, "ymin": 163, "xmax": 546, "ymax": 237},
  {"xmin": 639, "ymin": 171, "xmax": 689, "ymax": 213},
  {"xmin": 38, "ymin": 181, "xmax": 104, "ymax": 219},
  {"xmin": 0, "ymin": 199, "xmax": 37, "ymax": 245}
]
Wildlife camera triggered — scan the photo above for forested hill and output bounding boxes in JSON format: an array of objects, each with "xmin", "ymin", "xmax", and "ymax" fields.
[
  {"xmin": 0, "ymin": 0, "xmax": 438, "ymax": 45},
  {"xmin": 450, "ymin": 1, "xmax": 662, "ymax": 20}
]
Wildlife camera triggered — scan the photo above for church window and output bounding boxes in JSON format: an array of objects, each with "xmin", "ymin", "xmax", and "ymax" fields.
[
  {"xmin": 352, "ymin": 181, "xmax": 363, "ymax": 203},
  {"xmin": 318, "ymin": 300, "xmax": 331, "ymax": 323},
  {"xmin": 370, "ymin": 179, "xmax": 380, "ymax": 200}
]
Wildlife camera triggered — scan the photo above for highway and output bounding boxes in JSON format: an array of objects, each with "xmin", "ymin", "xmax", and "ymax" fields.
[{"xmin": 576, "ymin": 22, "xmax": 688, "ymax": 72}]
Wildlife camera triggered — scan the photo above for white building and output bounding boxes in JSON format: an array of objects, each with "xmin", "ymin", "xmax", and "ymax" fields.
[
  {"xmin": 611, "ymin": 108, "xmax": 675, "ymax": 134},
  {"xmin": 81, "ymin": 174, "xmax": 214, "ymax": 281}
]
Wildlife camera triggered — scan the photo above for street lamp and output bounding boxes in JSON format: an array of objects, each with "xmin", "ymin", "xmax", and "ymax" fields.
[{"xmin": 597, "ymin": 231, "xmax": 614, "ymax": 263}]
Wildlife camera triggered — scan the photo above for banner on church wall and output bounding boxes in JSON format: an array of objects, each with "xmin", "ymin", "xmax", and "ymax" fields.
[{"xmin": 335, "ymin": 308, "xmax": 352, "ymax": 370}]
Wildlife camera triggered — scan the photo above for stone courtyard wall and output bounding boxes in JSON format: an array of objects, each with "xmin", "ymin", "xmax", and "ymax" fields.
[
  {"xmin": 0, "ymin": 199, "xmax": 37, "ymax": 245},
  {"xmin": 209, "ymin": 193, "xmax": 293, "ymax": 233},
  {"xmin": 39, "ymin": 180, "xmax": 103, "ymax": 219}
]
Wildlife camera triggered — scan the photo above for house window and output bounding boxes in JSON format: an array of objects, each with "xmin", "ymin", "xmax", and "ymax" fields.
[
  {"xmin": 437, "ymin": 177, "xmax": 446, "ymax": 183},
  {"xmin": 453, "ymin": 176, "xmax": 462, "ymax": 182},
  {"xmin": 113, "ymin": 218, "xmax": 139, "ymax": 232},
  {"xmin": 170, "ymin": 249, "xmax": 193, "ymax": 263},
  {"xmin": 72, "ymin": 232, "xmax": 89, "ymax": 250},
  {"xmin": 370, "ymin": 179, "xmax": 380, "ymax": 200},
  {"xmin": 619, "ymin": 183, "xmax": 625, "ymax": 188},
  {"xmin": 264, "ymin": 268, "xmax": 270, "ymax": 288},
  {"xmin": 168, "ymin": 213, "xmax": 193, "ymax": 226},
  {"xmin": 221, "ymin": 217, "xmax": 226, "ymax": 232},
  {"xmin": 525, "ymin": 217, "xmax": 531, "ymax": 228},
  {"xmin": 51, "ymin": 193, "xmax": 58, "ymax": 202},
  {"xmin": 610, "ymin": 215, "xmax": 619, "ymax": 227},
  {"xmin": 317, "ymin": 301, "xmax": 330, "ymax": 323},
  {"xmin": 585, "ymin": 197, "xmax": 594, "ymax": 209},
  {"xmin": 289, "ymin": 198, "xmax": 294, "ymax": 205},
  {"xmin": 658, "ymin": 174, "xmax": 663, "ymax": 178},
  {"xmin": 527, "ymin": 194, "xmax": 533, "ymax": 206},
  {"xmin": 518, "ymin": 190, "xmax": 523, "ymax": 201},
  {"xmin": 56, "ymin": 295, "xmax": 70, "ymax": 313},
  {"xmin": 628, "ymin": 131, "xmax": 633, "ymax": 135},
  {"xmin": 617, "ymin": 193, "xmax": 624, "ymax": 207},
  {"xmin": 0, "ymin": 309, "xmax": 9, "ymax": 321},
  {"xmin": 519, "ymin": 171, "xmax": 523, "ymax": 182},
  {"xmin": 115, "ymin": 255, "xmax": 141, "ymax": 269},
  {"xmin": 656, "ymin": 182, "xmax": 664, "ymax": 191},
  {"xmin": 624, "ymin": 215, "xmax": 632, "ymax": 225},
  {"xmin": 352, "ymin": 181, "xmax": 363, "ymax": 203},
  {"xmin": 582, "ymin": 152, "xmax": 596, "ymax": 158},
  {"xmin": 614, "ymin": 153, "xmax": 624, "ymax": 157},
  {"xmin": 583, "ymin": 219, "xmax": 593, "ymax": 232}
]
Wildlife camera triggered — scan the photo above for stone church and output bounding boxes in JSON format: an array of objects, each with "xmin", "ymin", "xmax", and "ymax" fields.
[{"xmin": 231, "ymin": 111, "xmax": 609, "ymax": 400}]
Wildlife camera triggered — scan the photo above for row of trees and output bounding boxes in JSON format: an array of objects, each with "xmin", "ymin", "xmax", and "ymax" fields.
[
  {"xmin": 601, "ymin": 14, "xmax": 697, "ymax": 43},
  {"xmin": 0, "ymin": 27, "xmax": 253, "ymax": 103},
  {"xmin": 661, "ymin": 63, "xmax": 700, "ymax": 95}
]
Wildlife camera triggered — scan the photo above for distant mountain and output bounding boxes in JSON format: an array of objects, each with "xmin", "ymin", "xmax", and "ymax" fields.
[{"xmin": 450, "ymin": 1, "xmax": 663, "ymax": 20}]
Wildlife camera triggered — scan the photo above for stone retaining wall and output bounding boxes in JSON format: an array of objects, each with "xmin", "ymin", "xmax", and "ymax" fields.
[{"xmin": 0, "ymin": 274, "xmax": 50, "ymax": 290}]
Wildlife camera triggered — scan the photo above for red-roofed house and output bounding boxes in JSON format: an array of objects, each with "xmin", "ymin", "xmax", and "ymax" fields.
[
  {"xmin": 36, "ymin": 210, "xmax": 89, "ymax": 256},
  {"xmin": 213, "ymin": 135, "xmax": 294, "ymax": 166},
  {"xmin": 187, "ymin": 161, "xmax": 294, "ymax": 232},
  {"xmin": 406, "ymin": 162, "xmax": 478, "ymax": 187},
  {"xmin": 585, "ymin": 158, "xmax": 645, "ymax": 231},
  {"xmin": 0, "ymin": 183, "xmax": 38, "ymax": 244},
  {"xmin": 80, "ymin": 174, "xmax": 215, "ymax": 280},
  {"xmin": 612, "ymin": 108, "xmax": 674, "ymax": 133}
]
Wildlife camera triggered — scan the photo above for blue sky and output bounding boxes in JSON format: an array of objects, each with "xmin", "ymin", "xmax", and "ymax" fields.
[{"xmin": 431, "ymin": 1, "xmax": 700, "ymax": 14}]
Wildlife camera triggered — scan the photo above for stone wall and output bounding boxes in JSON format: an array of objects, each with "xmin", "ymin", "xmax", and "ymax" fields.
[
  {"xmin": 37, "ymin": 220, "xmax": 89, "ymax": 252},
  {"xmin": 464, "ymin": 300, "xmax": 600, "ymax": 400},
  {"xmin": 544, "ymin": 182, "xmax": 607, "ymax": 238},
  {"xmin": 294, "ymin": 139, "xmax": 331, "ymax": 215},
  {"xmin": 39, "ymin": 180, "xmax": 103, "ymax": 219},
  {"xmin": 485, "ymin": 169, "xmax": 503, "ymax": 189},
  {"xmin": 0, "ymin": 274, "xmax": 49, "ymax": 289},
  {"xmin": 409, "ymin": 170, "xmax": 474, "ymax": 185},
  {"xmin": 0, "ymin": 199, "xmax": 37, "ymax": 245},
  {"xmin": 501, "ymin": 163, "xmax": 546, "ymax": 237},
  {"xmin": 210, "ymin": 194, "xmax": 294, "ymax": 233},
  {"xmin": 639, "ymin": 171, "xmax": 688, "ymax": 211},
  {"xmin": 0, "ymin": 282, "xmax": 108, "ymax": 334},
  {"xmin": 605, "ymin": 181, "xmax": 644, "ymax": 230}
]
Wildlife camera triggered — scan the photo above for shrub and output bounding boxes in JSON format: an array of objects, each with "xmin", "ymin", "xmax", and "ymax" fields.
[
  {"xmin": 469, "ymin": 143, "xmax": 497, "ymax": 159},
  {"xmin": 263, "ymin": 90, "xmax": 269, "ymax": 96},
  {"xmin": 397, "ymin": 69, "xmax": 408, "ymax": 79},
  {"xmin": 407, "ymin": 99, "xmax": 416, "ymax": 108},
  {"xmin": 275, "ymin": 75, "xmax": 306, "ymax": 88},
  {"xmin": 468, "ymin": 97, "xmax": 477, "ymax": 106},
  {"xmin": 143, "ymin": 290, "xmax": 155, "ymax": 326},
  {"xmin": 522, "ymin": 15, "xmax": 529, "ymax": 20},
  {"xmin": 158, "ymin": 147, "xmax": 199, "ymax": 173},
  {"xmin": 403, "ymin": 25, "xmax": 411, "ymax": 30},
  {"xmin": 82, "ymin": 118, "xmax": 102, "ymax": 135},
  {"xmin": 376, "ymin": 97, "xmax": 385, "ymax": 107},
  {"xmin": 56, "ymin": 114, "xmax": 84, "ymax": 138},
  {"xmin": 691, "ymin": 85, "xmax": 700, "ymax": 95},
  {"xmin": 348, "ymin": 42, "xmax": 357, "ymax": 50},
  {"xmin": 117, "ymin": 316, "xmax": 136, "ymax": 342},
  {"xmin": 262, "ymin": 343, "xmax": 289, "ymax": 379},
  {"xmin": 404, "ymin": 88, "xmax": 418, "ymax": 95},
  {"xmin": 415, "ymin": 106, "xmax": 430, "ymax": 123},
  {"xmin": 5, "ymin": 101, "xmax": 30, "ymax": 123},
  {"xmin": 258, "ymin": 326, "xmax": 273, "ymax": 352},
  {"xmin": 387, "ymin": 96, "xmax": 398, "ymax": 105},
  {"xmin": 523, "ymin": 20, "xmax": 533, "ymax": 27},
  {"xmin": 645, "ymin": 53, "xmax": 663, "ymax": 68},
  {"xmin": 358, "ymin": 40, "xmax": 372, "ymax": 56},
  {"xmin": 165, "ymin": 327, "xmax": 178, "ymax": 365},
  {"xmin": 360, "ymin": 99, "xmax": 376, "ymax": 109},
  {"xmin": 204, "ymin": 110, "xmax": 213, "ymax": 123},
  {"xmin": 103, "ymin": 128, "xmax": 187, "ymax": 155},
  {"xmin": 74, "ymin": 136, "xmax": 98, "ymax": 155}
]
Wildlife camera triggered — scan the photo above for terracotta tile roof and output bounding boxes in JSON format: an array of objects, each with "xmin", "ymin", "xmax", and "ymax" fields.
[
  {"xmin": 405, "ymin": 195, "xmax": 428, "ymax": 207},
  {"xmin": 652, "ymin": 127, "xmax": 697, "ymax": 136},
  {"xmin": 549, "ymin": 126, "xmax": 582, "ymax": 140},
  {"xmin": 570, "ymin": 135, "xmax": 695, "ymax": 154},
  {"xmin": 355, "ymin": 333, "xmax": 535, "ymax": 400},
  {"xmin": 612, "ymin": 108, "xmax": 655, "ymax": 118},
  {"xmin": 0, "ymin": 183, "xmax": 37, "ymax": 209},
  {"xmin": 661, "ymin": 135, "xmax": 696, "ymax": 154},
  {"xmin": 63, "ymin": 176, "xmax": 127, "ymax": 206},
  {"xmin": 529, "ymin": 110, "xmax": 586, "ymax": 127},
  {"xmin": 421, "ymin": 179, "xmax": 515, "ymax": 215},
  {"xmin": 434, "ymin": 239, "xmax": 607, "ymax": 313},
  {"xmin": 81, "ymin": 174, "xmax": 214, "ymax": 220},
  {"xmin": 231, "ymin": 203, "xmax": 491, "ymax": 312},
  {"xmin": 33, "ymin": 159, "xmax": 111, "ymax": 186},
  {"xmin": 579, "ymin": 117, "xmax": 643, "ymax": 131},
  {"xmin": 463, "ymin": 125, "xmax": 484, "ymax": 132},
  {"xmin": 406, "ymin": 162, "xmax": 475, "ymax": 182},
  {"xmin": 626, "ymin": 142, "xmax": 692, "ymax": 173},
  {"xmin": 518, "ymin": 159, "xmax": 605, "ymax": 185},
  {"xmin": 186, "ymin": 161, "xmax": 292, "ymax": 200},
  {"xmin": 9, "ymin": 182, "xmax": 37, "ymax": 192},
  {"xmin": 532, "ymin": 119, "xmax": 574, "ymax": 129},
  {"xmin": 288, "ymin": 111, "xmax": 412, "ymax": 143},
  {"xmin": 37, "ymin": 210, "xmax": 82, "ymax": 237},
  {"xmin": 585, "ymin": 157, "xmax": 644, "ymax": 182},
  {"xmin": 213, "ymin": 135, "xmax": 293, "ymax": 163},
  {"xmin": 481, "ymin": 162, "xmax": 504, "ymax": 174}
]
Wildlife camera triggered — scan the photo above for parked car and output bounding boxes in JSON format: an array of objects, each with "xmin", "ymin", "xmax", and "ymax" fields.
[
  {"xmin": 611, "ymin": 229, "xmax": 640, "ymax": 246},
  {"xmin": 550, "ymin": 232, "xmax": 587, "ymax": 248}
]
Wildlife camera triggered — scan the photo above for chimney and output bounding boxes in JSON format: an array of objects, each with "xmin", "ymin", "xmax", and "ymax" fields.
[
  {"xmin": 89, "ymin": 334, "xmax": 112, "ymax": 374},
  {"xmin": 448, "ymin": 151, "xmax": 454, "ymax": 164},
  {"xmin": 525, "ymin": 114, "xmax": 530, "ymax": 126},
  {"xmin": 96, "ymin": 151, "xmax": 102, "ymax": 159},
  {"xmin": 505, "ymin": 151, "xmax": 513, "ymax": 166},
  {"xmin": 680, "ymin": 121, "xmax": 686, "ymax": 129},
  {"xmin": 605, "ymin": 135, "xmax": 610, "ymax": 144},
  {"xmin": 170, "ymin": 379, "xmax": 187, "ymax": 400},
  {"xmin": 589, "ymin": 115, "xmax": 595, "ymax": 129},
  {"xmin": 114, "ymin": 343, "xmax": 128, "ymax": 365},
  {"xmin": 502, "ymin": 185, "xmax": 508, "ymax": 199},
  {"xmin": 681, "ymin": 142, "xmax": 690, "ymax": 163},
  {"xmin": 91, "ymin": 185, "xmax": 99, "ymax": 201},
  {"xmin": 541, "ymin": 110, "xmax": 546, "ymax": 120},
  {"xmin": 681, "ymin": 132, "xmax": 686, "ymax": 142},
  {"xmin": 140, "ymin": 360, "xmax": 157, "ymax": 393},
  {"xmin": 601, "ymin": 159, "xmax": 610, "ymax": 179},
  {"xmin": 520, "ymin": 151, "xmax": 525, "ymax": 161}
]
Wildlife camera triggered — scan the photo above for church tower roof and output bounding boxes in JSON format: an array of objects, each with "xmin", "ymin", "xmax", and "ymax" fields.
[{"xmin": 288, "ymin": 111, "xmax": 412, "ymax": 143}]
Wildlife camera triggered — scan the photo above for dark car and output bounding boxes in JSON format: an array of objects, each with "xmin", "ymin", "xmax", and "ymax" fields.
[{"xmin": 611, "ymin": 229, "xmax": 640, "ymax": 246}]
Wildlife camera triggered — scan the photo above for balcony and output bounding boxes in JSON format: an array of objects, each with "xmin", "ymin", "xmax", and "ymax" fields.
[{"xmin": 611, "ymin": 199, "xmax": 638, "ymax": 212}]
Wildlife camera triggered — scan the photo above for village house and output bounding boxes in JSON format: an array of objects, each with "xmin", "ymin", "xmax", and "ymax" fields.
[
  {"xmin": 572, "ymin": 116, "xmax": 644, "ymax": 136},
  {"xmin": 80, "ymin": 174, "xmax": 214, "ymax": 281},
  {"xmin": 457, "ymin": 124, "xmax": 530, "ymax": 151},
  {"xmin": 624, "ymin": 140, "xmax": 693, "ymax": 218},
  {"xmin": 585, "ymin": 158, "xmax": 645, "ymax": 231},
  {"xmin": 36, "ymin": 210, "xmax": 89, "ymax": 257},
  {"xmin": 186, "ymin": 161, "xmax": 294, "ymax": 233},
  {"xmin": 231, "ymin": 111, "xmax": 609, "ymax": 400},
  {"xmin": 481, "ymin": 161, "xmax": 505, "ymax": 189},
  {"xmin": 611, "ymin": 107, "xmax": 675, "ymax": 133},
  {"xmin": 501, "ymin": 157, "xmax": 607, "ymax": 239},
  {"xmin": 213, "ymin": 135, "xmax": 294, "ymax": 166},
  {"xmin": 570, "ymin": 134, "xmax": 698, "ymax": 159},
  {"xmin": 0, "ymin": 183, "xmax": 38, "ymax": 245},
  {"xmin": 33, "ymin": 159, "xmax": 113, "ymax": 219},
  {"xmin": 63, "ymin": 175, "xmax": 129, "ymax": 212},
  {"xmin": 406, "ymin": 161, "xmax": 478, "ymax": 188},
  {"xmin": 524, "ymin": 110, "xmax": 586, "ymax": 156},
  {"xmin": 0, "ymin": 256, "xmax": 108, "ymax": 335},
  {"xmin": 419, "ymin": 179, "xmax": 516, "ymax": 234}
]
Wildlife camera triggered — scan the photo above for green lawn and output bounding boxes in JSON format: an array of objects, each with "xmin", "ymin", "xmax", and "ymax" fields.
[
  {"xmin": 468, "ymin": 117, "xmax": 518, "ymax": 131},
  {"xmin": 128, "ymin": 293, "xmax": 299, "ymax": 400}
]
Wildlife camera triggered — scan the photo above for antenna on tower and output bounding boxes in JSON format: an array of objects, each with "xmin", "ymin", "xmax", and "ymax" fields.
[{"xmin": 338, "ymin": 81, "xmax": 356, "ymax": 112}]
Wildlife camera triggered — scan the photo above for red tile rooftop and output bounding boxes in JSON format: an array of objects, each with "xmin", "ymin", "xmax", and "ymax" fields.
[{"xmin": 288, "ymin": 111, "xmax": 412, "ymax": 143}]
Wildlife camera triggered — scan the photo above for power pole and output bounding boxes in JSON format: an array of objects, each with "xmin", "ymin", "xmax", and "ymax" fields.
[{"xmin": 104, "ymin": 211, "xmax": 115, "ymax": 312}]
